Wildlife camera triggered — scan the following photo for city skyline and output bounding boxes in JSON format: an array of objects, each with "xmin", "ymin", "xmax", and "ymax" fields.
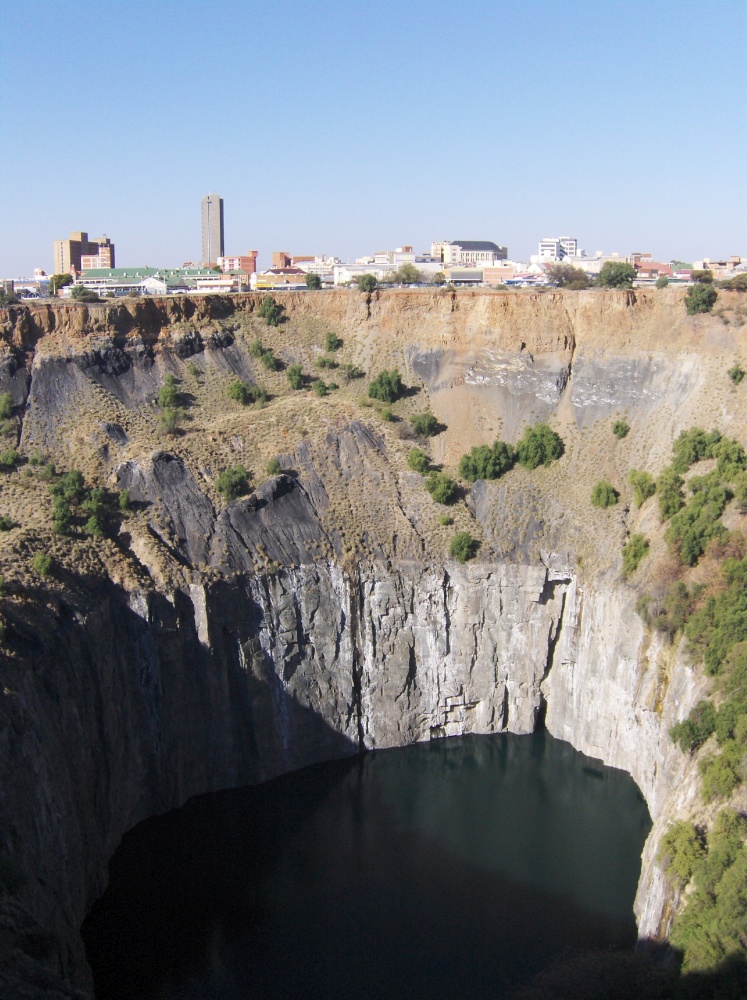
[{"xmin": 1, "ymin": 1, "xmax": 745, "ymax": 276}]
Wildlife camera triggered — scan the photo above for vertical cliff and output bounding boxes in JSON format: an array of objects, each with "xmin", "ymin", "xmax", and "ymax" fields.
[{"xmin": 0, "ymin": 290, "xmax": 744, "ymax": 994}]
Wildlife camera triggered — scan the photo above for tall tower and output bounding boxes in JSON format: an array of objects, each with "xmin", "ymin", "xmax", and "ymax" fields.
[{"xmin": 201, "ymin": 194, "xmax": 224, "ymax": 264}]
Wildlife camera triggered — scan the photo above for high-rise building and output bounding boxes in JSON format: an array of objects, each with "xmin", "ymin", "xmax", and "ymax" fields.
[
  {"xmin": 53, "ymin": 231, "xmax": 115, "ymax": 274},
  {"xmin": 201, "ymin": 194, "xmax": 224, "ymax": 264}
]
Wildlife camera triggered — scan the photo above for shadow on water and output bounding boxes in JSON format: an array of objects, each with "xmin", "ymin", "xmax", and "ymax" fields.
[{"xmin": 82, "ymin": 731, "xmax": 659, "ymax": 1000}]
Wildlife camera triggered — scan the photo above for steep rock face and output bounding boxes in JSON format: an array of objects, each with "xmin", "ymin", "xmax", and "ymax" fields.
[{"xmin": 1, "ymin": 291, "xmax": 741, "ymax": 994}]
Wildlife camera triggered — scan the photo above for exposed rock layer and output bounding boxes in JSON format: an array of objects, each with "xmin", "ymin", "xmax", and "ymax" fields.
[{"xmin": 0, "ymin": 291, "xmax": 744, "ymax": 995}]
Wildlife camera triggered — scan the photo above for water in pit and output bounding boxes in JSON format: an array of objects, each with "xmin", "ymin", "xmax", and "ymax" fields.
[{"xmin": 82, "ymin": 730, "xmax": 652, "ymax": 999}]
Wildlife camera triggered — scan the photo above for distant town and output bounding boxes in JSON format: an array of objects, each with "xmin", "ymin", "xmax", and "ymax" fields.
[{"xmin": 3, "ymin": 192, "xmax": 745, "ymax": 300}]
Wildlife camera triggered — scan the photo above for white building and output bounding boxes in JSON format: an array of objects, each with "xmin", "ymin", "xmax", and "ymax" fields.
[
  {"xmin": 537, "ymin": 237, "xmax": 581, "ymax": 261},
  {"xmin": 432, "ymin": 241, "xmax": 508, "ymax": 266}
]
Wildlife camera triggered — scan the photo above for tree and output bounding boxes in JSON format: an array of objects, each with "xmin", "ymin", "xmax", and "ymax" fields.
[
  {"xmin": 515, "ymin": 424, "xmax": 564, "ymax": 469},
  {"xmin": 368, "ymin": 369, "xmax": 403, "ymax": 403},
  {"xmin": 450, "ymin": 532, "xmax": 479, "ymax": 563},
  {"xmin": 157, "ymin": 374, "xmax": 181, "ymax": 409},
  {"xmin": 424, "ymin": 471, "xmax": 458, "ymax": 504},
  {"xmin": 49, "ymin": 274, "xmax": 73, "ymax": 296},
  {"xmin": 591, "ymin": 480, "xmax": 619, "ymax": 508},
  {"xmin": 686, "ymin": 284, "xmax": 717, "ymax": 315},
  {"xmin": 228, "ymin": 381, "xmax": 268, "ymax": 405},
  {"xmin": 622, "ymin": 534, "xmax": 649, "ymax": 576},
  {"xmin": 612, "ymin": 420, "xmax": 630, "ymax": 439},
  {"xmin": 266, "ymin": 457, "xmax": 282, "ymax": 476},
  {"xmin": 325, "ymin": 332, "xmax": 342, "ymax": 351},
  {"xmin": 691, "ymin": 269, "xmax": 714, "ymax": 284},
  {"xmin": 0, "ymin": 289, "xmax": 19, "ymax": 306},
  {"xmin": 407, "ymin": 448, "xmax": 431, "ymax": 474},
  {"xmin": 433, "ymin": 271, "xmax": 446, "ymax": 286},
  {"xmin": 305, "ymin": 273, "xmax": 322, "ymax": 290},
  {"xmin": 71, "ymin": 285, "xmax": 100, "ymax": 302},
  {"xmin": 728, "ymin": 365, "xmax": 744, "ymax": 385},
  {"xmin": 459, "ymin": 441, "xmax": 515, "ymax": 482},
  {"xmin": 216, "ymin": 465, "xmax": 250, "ymax": 501},
  {"xmin": 546, "ymin": 263, "xmax": 591, "ymax": 289},
  {"xmin": 0, "ymin": 392, "xmax": 12, "ymax": 420},
  {"xmin": 358, "ymin": 274, "xmax": 377, "ymax": 293},
  {"xmin": 410, "ymin": 412, "xmax": 439, "ymax": 437},
  {"xmin": 287, "ymin": 364, "xmax": 304, "ymax": 390},
  {"xmin": 597, "ymin": 261, "xmax": 637, "ymax": 288},
  {"xmin": 257, "ymin": 295, "xmax": 284, "ymax": 326},
  {"xmin": 627, "ymin": 469, "xmax": 656, "ymax": 507},
  {"xmin": 395, "ymin": 263, "xmax": 422, "ymax": 285}
]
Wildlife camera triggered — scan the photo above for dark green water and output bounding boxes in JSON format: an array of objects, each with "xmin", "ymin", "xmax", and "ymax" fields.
[{"xmin": 83, "ymin": 731, "xmax": 651, "ymax": 999}]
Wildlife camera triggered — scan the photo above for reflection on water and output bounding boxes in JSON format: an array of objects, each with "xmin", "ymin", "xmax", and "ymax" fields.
[{"xmin": 83, "ymin": 731, "xmax": 651, "ymax": 1000}]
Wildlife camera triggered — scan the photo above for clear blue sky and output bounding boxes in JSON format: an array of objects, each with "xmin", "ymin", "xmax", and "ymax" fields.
[{"xmin": 1, "ymin": 0, "xmax": 745, "ymax": 274}]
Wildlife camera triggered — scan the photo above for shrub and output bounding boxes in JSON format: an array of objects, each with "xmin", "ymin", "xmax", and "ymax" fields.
[
  {"xmin": 668, "ymin": 808, "xmax": 747, "ymax": 972},
  {"xmin": 657, "ymin": 467, "xmax": 685, "ymax": 520},
  {"xmin": 260, "ymin": 350, "xmax": 281, "ymax": 371},
  {"xmin": 410, "ymin": 412, "xmax": 439, "ymax": 437},
  {"xmin": 266, "ymin": 457, "xmax": 282, "ymax": 476},
  {"xmin": 187, "ymin": 361, "xmax": 201, "ymax": 380},
  {"xmin": 118, "ymin": 489, "xmax": 131, "ymax": 511},
  {"xmin": 159, "ymin": 406, "xmax": 185, "ymax": 435},
  {"xmin": 627, "ymin": 469, "xmax": 656, "ymax": 507},
  {"xmin": 216, "ymin": 465, "xmax": 249, "ymax": 501},
  {"xmin": 315, "ymin": 355, "xmax": 337, "ymax": 370},
  {"xmin": 0, "ymin": 449, "xmax": 19, "ymax": 469},
  {"xmin": 612, "ymin": 420, "xmax": 630, "ymax": 439},
  {"xmin": 40, "ymin": 463, "xmax": 56, "ymax": 480},
  {"xmin": 665, "ymin": 472, "xmax": 729, "ymax": 565},
  {"xmin": 658, "ymin": 822, "xmax": 705, "ymax": 887},
  {"xmin": 287, "ymin": 364, "xmax": 304, "ymax": 390},
  {"xmin": 450, "ymin": 532, "xmax": 479, "ymax": 563},
  {"xmin": 312, "ymin": 379, "xmax": 328, "ymax": 397},
  {"xmin": 305, "ymin": 273, "xmax": 322, "ymax": 290},
  {"xmin": 325, "ymin": 332, "xmax": 342, "ymax": 352},
  {"xmin": 671, "ymin": 427, "xmax": 721, "ymax": 473},
  {"xmin": 712, "ymin": 437, "xmax": 747, "ymax": 480},
  {"xmin": 228, "ymin": 381, "xmax": 267, "ymax": 405},
  {"xmin": 671, "ymin": 700, "xmax": 717, "ymax": 753},
  {"xmin": 692, "ymin": 269, "xmax": 714, "ymax": 284},
  {"xmin": 407, "ymin": 448, "xmax": 431, "ymax": 474},
  {"xmin": 438, "ymin": 514, "xmax": 453, "ymax": 526},
  {"xmin": 0, "ymin": 392, "xmax": 12, "ymax": 419},
  {"xmin": 157, "ymin": 374, "xmax": 180, "ymax": 409},
  {"xmin": 249, "ymin": 338, "xmax": 264, "ymax": 359},
  {"xmin": 458, "ymin": 441, "xmax": 515, "ymax": 482},
  {"xmin": 31, "ymin": 552, "xmax": 52, "ymax": 577},
  {"xmin": 591, "ymin": 480, "xmax": 619, "ymax": 508},
  {"xmin": 515, "ymin": 423, "xmax": 564, "ymax": 469},
  {"xmin": 380, "ymin": 407, "xmax": 393, "ymax": 421},
  {"xmin": 257, "ymin": 295, "xmax": 284, "ymax": 326},
  {"xmin": 358, "ymin": 274, "xmax": 377, "ymax": 293},
  {"xmin": 341, "ymin": 363, "xmax": 364, "ymax": 380},
  {"xmin": 368, "ymin": 369, "xmax": 403, "ymax": 404},
  {"xmin": 70, "ymin": 285, "xmax": 100, "ymax": 302},
  {"xmin": 424, "ymin": 472, "xmax": 458, "ymax": 505},
  {"xmin": 685, "ymin": 283, "xmax": 717, "ymax": 315},
  {"xmin": 622, "ymin": 534, "xmax": 649, "ymax": 576},
  {"xmin": 0, "ymin": 516, "xmax": 14, "ymax": 531},
  {"xmin": 699, "ymin": 751, "xmax": 741, "ymax": 801},
  {"xmin": 655, "ymin": 276, "xmax": 669, "ymax": 289},
  {"xmin": 597, "ymin": 261, "xmax": 637, "ymax": 288},
  {"xmin": 727, "ymin": 365, "xmax": 744, "ymax": 385}
]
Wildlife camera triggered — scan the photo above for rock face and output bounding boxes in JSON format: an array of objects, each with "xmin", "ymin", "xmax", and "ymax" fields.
[{"xmin": 0, "ymin": 290, "xmax": 744, "ymax": 995}]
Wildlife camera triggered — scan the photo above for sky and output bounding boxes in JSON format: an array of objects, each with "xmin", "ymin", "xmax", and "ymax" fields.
[{"xmin": 1, "ymin": 0, "xmax": 745, "ymax": 275}]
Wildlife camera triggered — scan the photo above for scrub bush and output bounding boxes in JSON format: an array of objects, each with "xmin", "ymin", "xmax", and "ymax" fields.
[
  {"xmin": 515, "ymin": 423, "xmax": 564, "ymax": 469},
  {"xmin": 450, "ymin": 532, "xmax": 479, "ymax": 563},
  {"xmin": 591, "ymin": 480, "xmax": 619, "ymax": 508},
  {"xmin": 368, "ymin": 369, "xmax": 403, "ymax": 403},
  {"xmin": 458, "ymin": 440, "xmax": 515, "ymax": 482},
  {"xmin": 407, "ymin": 448, "xmax": 431, "ymax": 474}
]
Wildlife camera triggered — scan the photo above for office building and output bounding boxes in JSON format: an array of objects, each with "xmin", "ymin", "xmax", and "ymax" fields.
[
  {"xmin": 53, "ymin": 232, "xmax": 115, "ymax": 274},
  {"xmin": 201, "ymin": 194, "xmax": 225, "ymax": 264}
]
